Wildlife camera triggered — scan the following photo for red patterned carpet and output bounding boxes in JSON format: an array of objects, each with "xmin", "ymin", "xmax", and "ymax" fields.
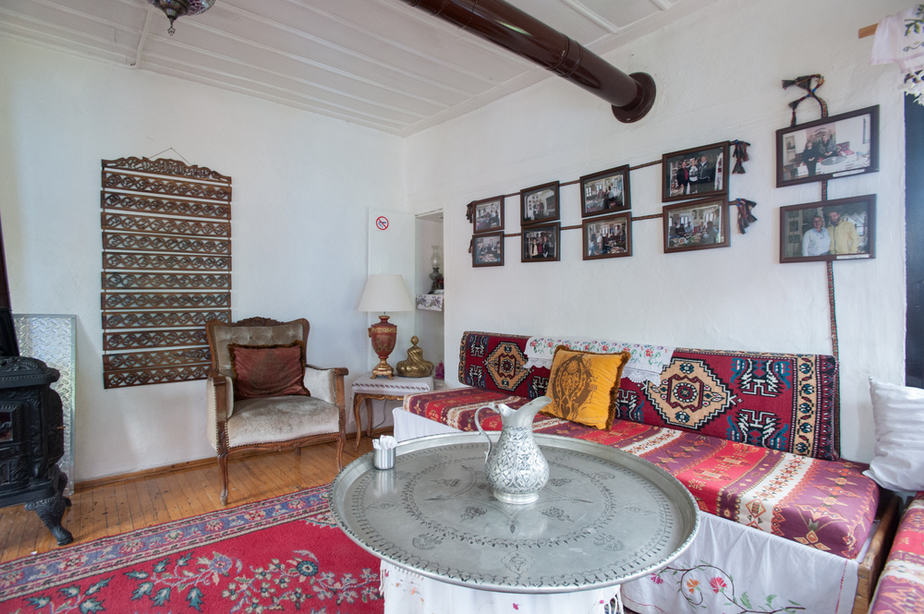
[{"xmin": 0, "ymin": 483, "xmax": 383, "ymax": 613}]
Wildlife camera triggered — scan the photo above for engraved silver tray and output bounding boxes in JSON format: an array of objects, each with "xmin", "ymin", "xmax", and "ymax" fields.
[{"xmin": 331, "ymin": 432, "xmax": 699, "ymax": 593}]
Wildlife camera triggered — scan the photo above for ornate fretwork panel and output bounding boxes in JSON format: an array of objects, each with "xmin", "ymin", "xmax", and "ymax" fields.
[
  {"xmin": 101, "ymin": 292, "xmax": 230, "ymax": 310},
  {"xmin": 101, "ymin": 157, "xmax": 231, "ymax": 388},
  {"xmin": 103, "ymin": 232, "xmax": 230, "ymax": 255}
]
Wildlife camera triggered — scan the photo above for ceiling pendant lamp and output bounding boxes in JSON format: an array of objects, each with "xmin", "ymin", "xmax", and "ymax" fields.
[{"xmin": 147, "ymin": 0, "xmax": 216, "ymax": 36}]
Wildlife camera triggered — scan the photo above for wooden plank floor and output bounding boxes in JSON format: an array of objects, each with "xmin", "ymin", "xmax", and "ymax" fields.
[{"xmin": 0, "ymin": 439, "xmax": 374, "ymax": 564}]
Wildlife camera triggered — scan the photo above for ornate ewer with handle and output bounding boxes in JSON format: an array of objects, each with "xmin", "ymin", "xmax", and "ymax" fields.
[{"xmin": 475, "ymin": 396, "xmax": 552, "ymax": 504}]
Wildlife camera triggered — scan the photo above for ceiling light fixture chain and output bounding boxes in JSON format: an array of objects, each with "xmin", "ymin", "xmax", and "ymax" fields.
[{"xmin": 147, "ymin": 0, "xmax": 216, "ymax": 36}]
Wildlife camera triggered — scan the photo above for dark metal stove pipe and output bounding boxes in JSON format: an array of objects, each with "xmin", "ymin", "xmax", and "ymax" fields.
[{"xmin": 400, "ymin": 0, "xmax": 655, "ymax": 122}]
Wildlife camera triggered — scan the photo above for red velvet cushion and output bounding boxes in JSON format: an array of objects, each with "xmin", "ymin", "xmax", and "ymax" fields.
[{"xmin": 228, "ymin": 342, "xmax": 310, "ymax": 400}]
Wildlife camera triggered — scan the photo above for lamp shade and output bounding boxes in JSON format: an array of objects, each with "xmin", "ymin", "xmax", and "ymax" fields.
[{"xmin": 357, "ymin": 274, "xmax": 414, "ymax": 313}]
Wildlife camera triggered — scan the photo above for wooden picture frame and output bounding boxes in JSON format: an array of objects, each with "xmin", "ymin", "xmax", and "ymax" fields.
[
  {"xmin": 662, "ymin": 197, "xmax": 729, "ymax": 253},
  {"xmin": 520, "ymin": 181, "xmax": 560, "ymax": 226},
  {"xmin": 779, "ymin": 195, "xmax": 876, "ymax": 263},
  {"xmin": 776, "ymin": 106, "xmax": 879, "ymax": 187},
  {"xmin": 472, "ymin": 232, "xmax": 504, "ymax": 267},
  {"xmin": 472, "ymin": 195, "xmax": 505, "ymax": 233},
  {"xmin": 582, "ymin": 212, "xmax": 632, "ymax": 260},
  {"xmin": 580, "ymin": 165, "xmax": 630, "ymax": 217},
  {"xmin": 521, "ymin": 222, "xmax": 560, "ymax": 262},
  {"xmin": 662, "ymin": 141, "xmax": 729, "ymax": 202}
]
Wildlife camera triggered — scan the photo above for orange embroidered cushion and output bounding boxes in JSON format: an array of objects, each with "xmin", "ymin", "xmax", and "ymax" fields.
[
  {"xmin": 228, "ymin": 342, "xmax": 310, "ymax": 400},
  {"xmin": 544, "ymin": 346, "xmax": 631, "ymax": 430}
]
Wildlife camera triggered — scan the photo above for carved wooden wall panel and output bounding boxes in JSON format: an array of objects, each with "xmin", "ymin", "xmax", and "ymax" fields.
[{"xmin": 101, "ymin": 157, "xmax": 231, "ymax": 388}]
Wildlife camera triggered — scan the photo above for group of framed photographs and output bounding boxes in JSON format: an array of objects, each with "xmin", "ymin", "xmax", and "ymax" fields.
[
  {"xmin": 471, "ymin": 196, "xmax": 505, "ymax": 267},
  {"xmin": 659, "ymin": 141, "xmax": 731, "ymax": 254},
  {"xmin": 775, "ymin": 105, "xmax": 878, "ymax": 263},
  {"xmin": 520, "ymin": 181, "xmax": 561, "ymax": 263},
  {"xmin": 580, "ymin": 165, "xmax": 631, "ymax": 261},
  {"xmin": 471, "ymin": 104, "xmax": 879, "ymax": 268}
]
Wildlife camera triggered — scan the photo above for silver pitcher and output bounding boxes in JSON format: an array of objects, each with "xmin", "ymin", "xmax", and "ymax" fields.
[{"xmin": 475, "ymin": 396, "xmax": 552, "ymax": 504}]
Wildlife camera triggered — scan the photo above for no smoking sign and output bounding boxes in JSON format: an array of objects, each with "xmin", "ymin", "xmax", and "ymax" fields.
[{"xmin": 375, "ymin": 215, "xmax": 389, "ymax": 231}]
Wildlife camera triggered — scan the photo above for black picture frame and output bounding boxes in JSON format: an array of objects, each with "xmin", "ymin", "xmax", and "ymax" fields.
[
  {"xmin": 580, "ymin": 165, "xmax": 630, "ymax": 217},
  {"xmin": 582, "ymin": 212, "xmax": 632, "ymax": 260},
  {"xmin": 471, "ymin": 195, "xmax": 505, "ymax": 233},
  {"xmin": 662, "ymin": 141, "xmax": 729, "ymax": 203},
  {"xmin": 776, "ymin": 106, "xmax": 879, "ymax": 187},
  {"xmin": 520, "ymin": 181, "xmax": 560, "ymax": 226},
  {"xmin": 662, "ymin": 197, "xmax": 729, "ymax": 253},
  {"xmin": 521, "ymin": 222, "xmax": 560, "ymax": 262},
  {"xmin": 472, "ymin": 232, "xmax": 504, "ymax": 267},
  {"xmin": 779, "ymin": 195, "xmax": 876, "ymax": 263}
]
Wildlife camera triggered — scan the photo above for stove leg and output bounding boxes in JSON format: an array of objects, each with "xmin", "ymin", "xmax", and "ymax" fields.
[{"xmin": 24, "ymin": 469, "xmax": 73, "ymax": 546}]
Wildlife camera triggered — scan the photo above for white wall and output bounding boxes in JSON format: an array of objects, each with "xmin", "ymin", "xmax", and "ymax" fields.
[
  {"xmin": 405, "ymin": 0, "xmax": 908, "ymax": 462},
  {"xmin": 0, "ymin": 38, "xmax": 405, "ymax": 481}
]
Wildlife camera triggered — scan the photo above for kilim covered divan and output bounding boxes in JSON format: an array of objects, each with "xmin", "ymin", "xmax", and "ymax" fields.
[
  {"xmin": 869, "ymin": 492, "xmax": 924, "ymax": 613},
  {"xmin": 405, "ymin": 331, "xmax": 878, "ymax": 560}
]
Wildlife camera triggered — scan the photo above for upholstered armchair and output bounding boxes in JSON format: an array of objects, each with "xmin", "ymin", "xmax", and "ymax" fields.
[{"xmin": 205, "ymin": 317, "xmax": 347, "ymax": 505}]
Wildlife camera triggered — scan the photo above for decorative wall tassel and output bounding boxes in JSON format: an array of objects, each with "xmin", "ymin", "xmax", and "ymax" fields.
[
  {"xmin": 734, "ymin": 199, "xmax": 757, "ymax": 234},
  {"xmin": 731, "ymin": 140, "xmax": 750, "ymax": 174}
]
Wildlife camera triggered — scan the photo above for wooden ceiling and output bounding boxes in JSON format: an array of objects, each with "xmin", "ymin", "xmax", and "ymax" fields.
[{"xmin": 0, "ymin": 0, "xmax": 714, "ymax": 135}]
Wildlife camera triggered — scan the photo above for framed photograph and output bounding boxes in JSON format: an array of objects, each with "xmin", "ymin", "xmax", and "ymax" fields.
[
  {"xmin": 520, "ymin": 181, "xmax": 560, "ymax": 226},
  {"xmin": 776, "ymin": 105, "xmax": 879, "ymax": 187},
  {"xmin": 580, "ymin": 165, "xmax": 630, "ymax": 217},
  {"xmin": 471, "ymin": 196, "xmax": 504, "ymax": 233},
  {"xmin": 662, "ymin": 141, "xmax": 729, "ymax": 202},
  {"xmin": 583, "ymin": 212, "xmax": 631, "ymax": 260},
  {"xmin": 472, "ymin": 232, "xmax": 504, "ymax": 267},
  {"xmin": 521, "ymin": 222, "xmax": 560, "ymax": 263},
  {"xmin": 662, "ymin": 197, "xmax": 729, "ymax": 253},
  {"xmin": 779, "ymin": 195, "xmax": 876, "ymax": 263}
]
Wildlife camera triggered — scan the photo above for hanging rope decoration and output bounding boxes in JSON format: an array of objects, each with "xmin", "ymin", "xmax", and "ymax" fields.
[
  {"xmin": 782, "ymin": 74, "xmax": 827, "ymax": 126},
  {"xmin": 731, "ymin": 140, "xmax": 750, "ymax": 174},
  {"xmin": 782, "ymin": 73, "xmax": 838, "ymax": 363}
]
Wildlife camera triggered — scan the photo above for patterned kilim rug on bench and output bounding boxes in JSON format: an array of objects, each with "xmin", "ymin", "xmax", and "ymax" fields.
[{"xmin": 0, "ymin": 483, "xmax": 382, "ymax": 613}]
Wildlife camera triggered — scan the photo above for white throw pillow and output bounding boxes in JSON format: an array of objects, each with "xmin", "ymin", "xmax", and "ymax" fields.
[{"xmin": 863, "ymin": 378, "xmax": 924, "ymax": 492}]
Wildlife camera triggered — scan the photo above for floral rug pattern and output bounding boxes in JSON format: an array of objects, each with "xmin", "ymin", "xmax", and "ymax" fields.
[{"xmin": 0, "ymin": 484, "xmax": 382, "ymax": 613}]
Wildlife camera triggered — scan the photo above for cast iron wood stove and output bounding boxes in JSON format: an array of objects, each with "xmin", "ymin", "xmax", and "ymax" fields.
[{"xmin": 0, "ymin": 217, "xmax": 72, "ymax": 545}]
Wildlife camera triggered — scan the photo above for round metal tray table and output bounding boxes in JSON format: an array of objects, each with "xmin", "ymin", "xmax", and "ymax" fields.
[{"xmin": 331, "ymin": 432, "xmax": 698, "ymax": 594}]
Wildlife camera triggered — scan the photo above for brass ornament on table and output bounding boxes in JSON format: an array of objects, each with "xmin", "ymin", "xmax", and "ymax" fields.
[{"xmin": 396, "ymin": 336, "xmax": 434, "ymax": 377}]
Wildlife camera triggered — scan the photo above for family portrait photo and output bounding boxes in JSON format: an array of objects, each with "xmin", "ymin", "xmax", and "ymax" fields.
[
  {"xmin": 662, "ymin": 141, "xmax": 728, "ymax": 202},
  {"xmin": 472, "ymin": 232, "xmax": 504, "ymax": 267},
  {"xmin": 521, "ymin": 223, "xmax": 560, "ymax": 262},
  {"xmin": 580, "ymin": 165, "xmax": 630, "ymax": 217},
  {"xmin": 583, "ymin": 212, "xmax": 631, "ymax": 260},
  {"xmin": 520, "ymin": 181, "xmax": 560, "ymax": 225},
  {"xmin": 662, "ymin": 197, "xmax": 729, "ymax": 253},
  {"xmin": 776, "ymin": 106, "xmax": 879, "ymax": 187},
  {"xmin": 472, "ymin": 196, "xmax": 504, "ymax": 233},
  {"xmin": 779, "ymin": 195, "xmax": 875, "ymax": 263}
]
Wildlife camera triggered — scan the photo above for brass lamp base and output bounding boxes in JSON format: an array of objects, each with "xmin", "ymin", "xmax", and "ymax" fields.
[
  {"xmin": 368, "ymin": 314, "xmax": 397, "ymax": 379},
  {"xmin": 371, "ymin": 359, "xmax": 395, "ymax": 379}
]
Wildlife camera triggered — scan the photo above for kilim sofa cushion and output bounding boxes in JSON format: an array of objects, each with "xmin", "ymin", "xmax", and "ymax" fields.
[
  {"xmin": 404, "ymin": 389, "xmax": 877, "ymax": 559},
  {"xmin": 869, "ymin": 492, "xmax": 924, "ymax": 613},
  {"xmin": 457, "ymin": 331, "xmax": 840, "ymax": 460}
]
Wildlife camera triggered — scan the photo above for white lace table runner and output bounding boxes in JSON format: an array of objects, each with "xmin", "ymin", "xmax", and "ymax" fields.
[{"xmin": 525, "ymin": 336, "xmax": 675, "ymax": 385}]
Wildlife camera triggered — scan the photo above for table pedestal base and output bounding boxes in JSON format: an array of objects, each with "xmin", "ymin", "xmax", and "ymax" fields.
[{"xmin": 380, "ymin": 562, "xmax": 624, "ymax": 614}]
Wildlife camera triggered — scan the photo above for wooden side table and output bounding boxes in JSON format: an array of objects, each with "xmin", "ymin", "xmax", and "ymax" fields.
[{"xmin": 351, "ymin": 373, "xmax": 434, "ymax": 448}]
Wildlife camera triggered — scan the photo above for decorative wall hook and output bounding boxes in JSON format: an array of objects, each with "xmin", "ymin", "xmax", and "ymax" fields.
[{"xmin": 782, "ymin": 74, "xmax": 827, "ymax": 125}]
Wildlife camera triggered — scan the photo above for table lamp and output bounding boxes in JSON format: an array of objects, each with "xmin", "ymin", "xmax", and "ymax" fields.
[{"xmin": 357, "ymin": 274, "xmax": 414, "ymax": 378}]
